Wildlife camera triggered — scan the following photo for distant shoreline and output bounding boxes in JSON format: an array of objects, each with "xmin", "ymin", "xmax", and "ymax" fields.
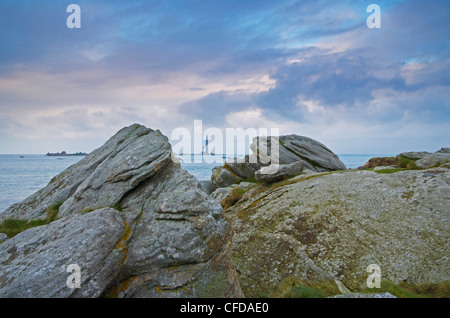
[{"xmin": 45, "ymin": 152, "xmax": 88, "ymax": 157}]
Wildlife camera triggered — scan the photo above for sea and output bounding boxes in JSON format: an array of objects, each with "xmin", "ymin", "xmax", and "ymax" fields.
[{"xmin": 0, "ymin": 154, "xmax": 392, "ymax": 213}]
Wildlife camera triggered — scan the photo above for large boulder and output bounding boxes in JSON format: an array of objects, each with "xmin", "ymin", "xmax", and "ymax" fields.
[
  {"xmin": 211, "ymin": 135, "xmax": 346, "ymax": 188},
  {"xmin": 0, "ymin": 124, "xmax": 243, "ymax": 298},
  {"xmin": 264, "ymin": 135, "xmax": 346, "ymax": 172},
  {"xmin": 227, "ymin": 168, "xmax": 450, "ymax": 297},
  {"xmin": 0, "ymin": 125, "xmax": 172, "ymax": 221}
]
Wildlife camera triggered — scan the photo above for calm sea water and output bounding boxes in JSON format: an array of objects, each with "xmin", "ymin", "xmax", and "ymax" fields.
[{"xmin": 0, "ymin": 154, "xmax": 391, "ymax": 213}]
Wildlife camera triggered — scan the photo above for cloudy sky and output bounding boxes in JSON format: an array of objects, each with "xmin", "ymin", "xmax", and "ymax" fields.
[{"xmin": 0, "ymin": 0, "xmax": 449, "ymax": 154}]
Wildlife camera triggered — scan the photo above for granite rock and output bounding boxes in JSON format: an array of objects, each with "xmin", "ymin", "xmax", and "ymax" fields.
[
  {"xmin": 0, "ymin": 124, "xmax": 243, "ymax": 298},
  {"xmin": 227, "ymin": 168, "xmax": 450, "ymax": 297},
  {"xmin": 211, "ymin": 134, "xmax": 346, "ymax": 188}
]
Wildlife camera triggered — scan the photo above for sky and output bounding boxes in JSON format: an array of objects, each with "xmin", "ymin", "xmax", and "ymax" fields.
[{"xmin": 0, "ymin": 0, "xmax": 449, "ymax": 154}]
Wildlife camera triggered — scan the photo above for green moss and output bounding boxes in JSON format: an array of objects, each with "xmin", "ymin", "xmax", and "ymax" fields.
[
  {"xmin": 0, "ymin": 201, "xmax": 63, "ymax": 238},
  {"xmin": 0, "ymin": 219, "xmax": 40, "ymax": 238},
  {"xmin": 274, "ymin": 276, "xmax": 341, "ymax": 298},
  {"xmin": 374, "ymin": 168, "xmax": 407, "ymax": 174},
  {"xmin": 109, "ymin": 203, "xmax": 123, "ymax": 212},
  {"xmin": 281, "ymin": 286, "xmax": 326, "ymax": 298},
  {"xmin": 400, "ymin": 281, "xmax": 450, "ymax": 298},
  {"xmin": 361, "ymin": 280, "xmax": 450, "ymax": 298}
]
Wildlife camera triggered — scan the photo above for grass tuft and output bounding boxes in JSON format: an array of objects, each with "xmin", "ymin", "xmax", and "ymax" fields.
[
  {"xmin": 0, "ymin": 201, "xmax": 63, "ymax": 238},
  {"xmin": 396, "ymin": 155, "xmax": 420, "ymax": 170},
  {"xmin": 221, "ymin": 187, "xmax": 248, "ymax": 210}
]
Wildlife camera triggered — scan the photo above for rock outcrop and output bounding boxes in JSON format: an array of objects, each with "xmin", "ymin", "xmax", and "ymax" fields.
[
  {"xmin": 360, "ymin": 148, "xmax": 450, "ymax": 170},
  {"xmin": 436, "ymin": 148, "xmax": 450, "ymax": 154},
  {"xmin": 211, "ymin": 135, "xmax": 346, "ymax": 188},
  {"xmin": 398, "ymin": 150, "xmax": 450, "ymax": 169},
  {"xmin": 415, "ymin": 153, "xmax": 450, "ymax": 169},
  {"xmin": 0, "ymin": 124, "xmax": 243, "ymax": 298},
  {"xmin": 226, "ymin": 167, "xmax": 450, "ymax": 297}
]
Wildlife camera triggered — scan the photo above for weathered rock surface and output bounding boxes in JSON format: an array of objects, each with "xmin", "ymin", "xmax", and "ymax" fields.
[
  {"xmin": 209, "ymin": 187, "xmax": 235, "ymax": 205},
  {"xmin": 237, "ymin": 182, "xmax": 257, "ymax": 191},
  {"xmin": 227, "ymin": 168, "xmax": 450, "ymax": 297},
  {"xmin": 373, "ymin": 165, "xmax": 397, "ymax": 171},
  {"xmin": 255, "ymin": 161, "xmax": 305, "ymax": 183},
  {"xmin": 398, "ymin": 151, "xmax": 431, "ymax": 160},
  {"xmin": 199, "ymin": 180, "xmax": 217, "ymax": 195},
  {"xmin": 0, "ymin": 208, "xmax": 126, "ymax": 298},
  {"xmin": 211, "ymin": 135, "xmax": 346, "ymax": 188},
  {"xmin": 211, "ymin": 165, "xmax": 242, "ymax": 188},
  {"xmin": 272, "ymin": 135, "xmax": 346, "ymax": 171},
  {"xmin": 0, "ymin": 124, "xmax": 243, "ymax": 298},
  {"xmin": 415, "ymin": 153, "xmax": 450, "ymax": 169}
]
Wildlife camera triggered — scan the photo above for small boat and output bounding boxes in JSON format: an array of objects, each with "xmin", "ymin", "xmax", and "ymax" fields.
[{"xmin": 19, "ymin": 156, "xmax": 25, "ymax": 158}]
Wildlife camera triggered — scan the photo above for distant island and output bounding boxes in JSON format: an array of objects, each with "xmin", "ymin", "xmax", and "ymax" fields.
[{"xmin": 45, "ymin": 151, "xmax": 88, "ymax": 157}]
